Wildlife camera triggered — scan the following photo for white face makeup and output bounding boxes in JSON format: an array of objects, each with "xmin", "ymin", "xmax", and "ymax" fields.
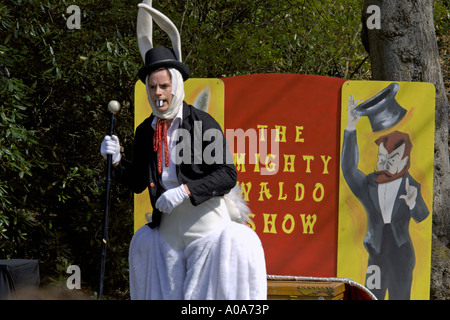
[
  {"xmin": 145, "ymin": 68, "xmax": 184, "ymax": 120},
  {"xmin": 376, "ymin": 142, "xmax": 409, "ymax": 174},
  {"xmin": 147, "ymin": 69, "xmax": 173, "ymax": 113}
]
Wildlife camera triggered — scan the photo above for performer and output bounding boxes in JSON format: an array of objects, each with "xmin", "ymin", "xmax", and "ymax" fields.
[
  {"xmin": 100, "ymin": 1, "xmax": 266, "ymax": 300},
  {"xmin": 341, "ymin": 95, "xmax": 429, "ymax": 299}
]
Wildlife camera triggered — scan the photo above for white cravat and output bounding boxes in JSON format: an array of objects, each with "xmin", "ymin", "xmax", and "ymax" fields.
[{"xmin": 377, "ymin": 178, "xmax": 402, "ymax": 224}]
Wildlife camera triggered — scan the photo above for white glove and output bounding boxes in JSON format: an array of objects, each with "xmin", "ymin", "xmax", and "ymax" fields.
[
  {"xmin": 155, "ymin": 185, "xmax": 189, "ymax": 214},
  {"xmin": 346, "ymin": 95, "xmax": 363, "ymax": 131},
  {"xmin": 100, "ymin": 135, "xmax": 122, "ymax": 164},
  {"xmin": 399, "ymin": 177, "xmax": 417, "ymax": 210}
]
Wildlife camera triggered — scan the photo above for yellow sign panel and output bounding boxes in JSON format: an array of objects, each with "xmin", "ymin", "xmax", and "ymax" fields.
[{"xmin": 337, "ymin": 81, "xmax": 435, "ymax": 300}]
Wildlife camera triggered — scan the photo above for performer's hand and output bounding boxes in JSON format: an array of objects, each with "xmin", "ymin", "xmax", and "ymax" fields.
[
  {"xmin": 156, "ymin": 184, "xmax": 189, "ymax": 214},
  {"xmin": 346, "ymin": 95, "xmax": 362, "ymax": 131},
  {"xmin": 399, "ymin": 178, "xmax": 417, "ymax": 210},
  {"xmin": 100, "ymin": 135, "xmax": 122, "ymax": 164}
]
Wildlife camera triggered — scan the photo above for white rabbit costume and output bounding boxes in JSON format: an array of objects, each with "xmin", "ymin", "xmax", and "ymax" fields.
[{"xmin": 124, "ymin": 1, "xmax": 267, "ymax": 300}]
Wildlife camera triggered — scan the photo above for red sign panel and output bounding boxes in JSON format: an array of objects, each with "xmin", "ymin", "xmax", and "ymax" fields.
[{"xmin": 223, "ymin": 74, "xmax": 347, "ymax": 276}]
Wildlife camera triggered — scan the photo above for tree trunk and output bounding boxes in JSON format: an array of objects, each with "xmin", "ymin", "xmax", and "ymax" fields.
[
  {"xmin": 362, "ymin": 0, "xmax": 449, "ymax": 242},
  {"xmin": 362, "ymin": 0, "xmax": 450, "ymax": 299}
]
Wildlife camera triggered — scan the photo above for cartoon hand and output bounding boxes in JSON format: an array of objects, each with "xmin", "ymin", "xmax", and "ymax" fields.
[
  {"xmin": 399, "ymin": 178, "xmax": 417, "ymax": 210},
  {"xmin": 346, "ymin": 95, "xmax": 362, "ymax": 130}
]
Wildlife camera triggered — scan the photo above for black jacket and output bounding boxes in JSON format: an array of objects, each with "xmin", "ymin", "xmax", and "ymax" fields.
[
  {"xmin": 341, "ymin": 130, "xmax": 429, "ymax": 253},
  {"xmin": 112, "ymin": 102, "xmax": 237, "ymax": 228}
]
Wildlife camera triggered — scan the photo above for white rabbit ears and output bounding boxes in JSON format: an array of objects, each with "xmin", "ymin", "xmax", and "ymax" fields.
[{"xmin": 137, "ymin": 0, "xmax": 183, "ymax": 63}]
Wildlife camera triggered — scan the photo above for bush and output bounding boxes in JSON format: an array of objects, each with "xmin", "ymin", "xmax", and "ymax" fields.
[{"xmin": 0, "ymin": 0, "xmax": 138, "ymax": 298}]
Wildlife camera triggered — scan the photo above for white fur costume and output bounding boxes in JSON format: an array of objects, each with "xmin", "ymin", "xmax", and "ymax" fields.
[
  {"xmin": 129, "ymin": 1, "xmax": 267, "ymax": 300},
  {"xmin": 129, "ymin": 197, "xmax": 267, "ymax": 299}
]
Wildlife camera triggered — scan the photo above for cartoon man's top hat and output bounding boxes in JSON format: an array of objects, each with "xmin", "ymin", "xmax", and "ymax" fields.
[{"xmin": 354, "ymin": 83, "xmax": 407, "ymax": 132}]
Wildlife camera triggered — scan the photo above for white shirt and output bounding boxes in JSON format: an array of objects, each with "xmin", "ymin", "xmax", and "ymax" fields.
[
  {"xmin": 151, "ymin": 104, "xmax": 183, "ymax": 190},
  {"xmin": 377, "ymin": 178, "xmax": 402, "ymax": 224}
]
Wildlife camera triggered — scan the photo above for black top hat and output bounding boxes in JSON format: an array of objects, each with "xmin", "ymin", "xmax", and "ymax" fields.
[
  {"xmin": 354, "ymin": 83, "xmax": 407, "ymax": 132},
  {"xmin": 138, "ymin": 46, "xmax": 191, "ymax": 83}
]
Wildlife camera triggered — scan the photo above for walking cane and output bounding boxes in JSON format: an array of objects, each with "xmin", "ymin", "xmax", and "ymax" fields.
[{"xmin": 98, "ymin": 100, "xmax": 121, "ymax": 300}]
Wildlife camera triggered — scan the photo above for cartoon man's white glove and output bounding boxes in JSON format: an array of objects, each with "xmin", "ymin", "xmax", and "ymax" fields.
[
  {"xmin": 155, "ymin": 185, "xmax": 189, "ymax": 214},
  {"xmin": 100, "ymin": 135, "xmax": 122, "ymax": 164},
  {"xmin": 346, "ymin": 95, "xmax": 363, "ymax": 131},
  {"xmin": 399, "ymin": 177, "xmax": 417, "ymax": 210}
]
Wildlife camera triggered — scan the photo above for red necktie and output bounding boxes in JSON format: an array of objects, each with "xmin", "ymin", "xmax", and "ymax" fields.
[{"xmin": 153, "ymin": 118, "xmax": 169, "ymax": 175}]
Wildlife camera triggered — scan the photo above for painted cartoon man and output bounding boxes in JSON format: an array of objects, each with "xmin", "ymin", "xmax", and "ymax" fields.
[{"xmin": 341, "ymin": 95, "xmax": 429, "ymax": 300}]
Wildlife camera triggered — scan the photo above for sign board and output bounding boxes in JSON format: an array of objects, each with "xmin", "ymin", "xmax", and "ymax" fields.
[
  {"xmin": 337, "ymin": 81, "xmax": 434, "ymax": 300},
  {"xmin": 133, "ymin": 75, "xmax": 434, "ymax": 299}
]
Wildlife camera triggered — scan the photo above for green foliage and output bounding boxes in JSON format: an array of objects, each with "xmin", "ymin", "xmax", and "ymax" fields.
[
  {"xmin": 0, "ymin": 41, "xmax": 46, "ymax": 252},
  {"xmin": 173, "ymin": 0, "xmax": 371, "ymax": 79},
  {"xmin": 435, "ymin": 0, "xmax": 450, "ymax": 39},
  {"xmin": 0, "ymin": 0, "xmax": 137, "ymax": 297},
  {"xmin": 0, "ymin": 0, "xmax": 447, "ymax": 299}
]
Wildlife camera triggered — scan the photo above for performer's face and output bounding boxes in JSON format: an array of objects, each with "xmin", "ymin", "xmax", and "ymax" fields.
[
  {"xmin": 376, "ymin": 142, "xmax": 409, "ymax": 174},
  {"xmin": 147, "ymin": 69, "xmax": 173, "ymax": 113}
]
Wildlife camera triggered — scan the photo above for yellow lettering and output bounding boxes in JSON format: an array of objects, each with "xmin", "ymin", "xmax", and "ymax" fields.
[
  {"xmin": 303, "ymin": 155, "xmax": 314, "ymax": 173},
  {"xmin": 247, "ymin": 213, "xmax": 256, "ymax": 231},
  {"xmin": 274, "ymin": 125, "xmax": 287, "ymax": 142},
  {"xmin": 257, "ymin": 125, "xmax": 268, "ymax": 142},
  {"xmin": 234, "ymin": 153, "xmax": 246, "ymax": 172},
  {"xmin": 321, "ymin": 155, "xmax": 332, "ymax": 174},
  {"xmin": 300, "ymin": 214, "xmax": 317, "ymax": 234},
  {"xmin": 263, "ymin": 214, "xmax": 277, "ymax": 233},
  {"xmin": 313, "ymin": 183, "xmax": 325, "ymax": 202},
  {"xmin": 283, "ymin": 155, "xmax": 295, "ymax": 172},
  {"xmin": 239, "ymin": 181, "xmax": 252, "ymax": 201},
  {"xmin": 259, "ymin": 182, "xmax": 272, "ymax": 201},
  {"xmin": 295, "ymin": 183, "xmax": 305, "ymax": 201},
  {"xmin": 254, "ymin": 153, "xmax": 260, "ymax": 172},
  {"xmin": 282, "ymin": 214, "xmax": 295, "ymax": 234},
  {"xmin": 265, "ymin": 154, "xmax": 277, "ymax": 172},
  {"xmin": 295, "ymin": 126, "xmax": 305, "ymax": 143},
  {"xmin": 278, "ymin": 182, "xmax": 287, "ymax": 200}
]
